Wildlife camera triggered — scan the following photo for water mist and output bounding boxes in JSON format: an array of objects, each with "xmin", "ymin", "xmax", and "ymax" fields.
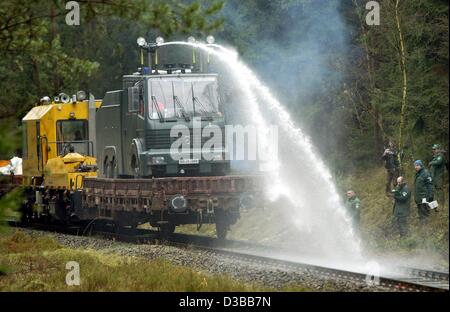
[{"xmin": 161, "ymin": 41, "xmax": 364, "ymax": 269}]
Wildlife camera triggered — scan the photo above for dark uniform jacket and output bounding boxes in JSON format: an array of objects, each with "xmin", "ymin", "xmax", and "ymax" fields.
[
  {"xmin": 382, "ymin": 148, "xmax": 400, "ymax": 171},
  {"xmin": 429, "ymin": 153, "xmax": 445, "ymax": 180},
  {"xmin": 347, "ymin": 196, "xmax": 361, "ymax": 217},
  {"xmin": 393, "ymin": 184, "xmax": 411, "ymax": 217},
  {"xmin": 414, "ymin": 168, "xmax": 433, "ymax": 204}
]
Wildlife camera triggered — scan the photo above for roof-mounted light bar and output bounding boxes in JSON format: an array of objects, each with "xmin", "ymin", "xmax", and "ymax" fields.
[{"xmin": 135, "ymin": 36, "xmax": 218, "ymax": 75}]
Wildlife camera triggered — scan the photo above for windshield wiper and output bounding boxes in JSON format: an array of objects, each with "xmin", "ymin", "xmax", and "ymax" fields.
[
  {"xmin": 190, "ymin": 84, "xmax": 215, "ymax": 120},
  {"xmin": 193, "ymin": 96, "xmax": 207, "ymax": 114},
  {"xmin": 191, "ymin": 86, "xmax": 210, "ymax": 117},
  {"xmin": 172, "ymin": 82, "xmax": 190, "ymax": 122},
  {"xmin": 151, "ymin": 96, "xmax": 164, "ymax": 122},
  {"xmin": 174, "ymin": 96, "xmax": 190, "ymax": 121},
  {"xmin": 193, "ymin": 97, "xmax": 215, "ymax": 120}
]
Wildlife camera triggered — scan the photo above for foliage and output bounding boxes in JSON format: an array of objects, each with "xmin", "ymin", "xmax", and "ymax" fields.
[
  {"xmin": 217, "ymin": 0, "xmax": 448, "ymax": 173},
  {"xmin": 0, "ymin": 187, "xmax": 23, "ymax": 274},
  {"xmin": 0, "ymin": 118, "xmax": 22, "ymax": 159},
  {"xmin": 342, "ymin": 0, "xmax": 448, "ymax": 169},
  {"xmin": 0, "ymin": 0, "xmax": 224, "ymax": 120}
]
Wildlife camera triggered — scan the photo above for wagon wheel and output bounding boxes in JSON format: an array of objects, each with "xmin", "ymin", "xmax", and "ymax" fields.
[
  {"xmin": 215, "ymin": 221, "xmax": 228, "ymax": 240},
  {"xmin": 215, "ymin": 209, "xmax": 229, "ymax": 240},
  {"xmin": 159, "ymin": 222, "xmax": 176, "ymax": 239}
]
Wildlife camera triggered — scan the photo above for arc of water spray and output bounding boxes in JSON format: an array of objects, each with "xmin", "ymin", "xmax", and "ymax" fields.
[{"xmin": 160, "ymin": 41, "xmax": 363, "ymax": 258}]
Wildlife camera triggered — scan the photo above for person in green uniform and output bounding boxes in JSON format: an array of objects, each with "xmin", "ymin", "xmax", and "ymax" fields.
[
  {"xmin": 391, "ymin": 176, "xmax": 411, "ymax": 237},
  {"xmin": 429, "ymin": 144, "xmax": 445, "ymax": 205},
  {"xmin": 414, "ymin": 160, "xmax": 434, "ymax": 224},
  {"xmin": 346, "ymin": 190, "xmax": 361, "ymax": 232},
  {"xmin": 381, "ymin": 141, "xmax": 400, "ymax": 194}
]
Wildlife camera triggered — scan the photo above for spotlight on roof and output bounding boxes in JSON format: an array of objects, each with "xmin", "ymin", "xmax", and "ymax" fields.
[
  {"xmin": 59, "ymin": 93, "xmax": 70, "ymax": 104},
  {"xmin": 76, "ymin": 90, "xmax": 87, "ymax": 101},
  {"xmin": 40, "ymin": 96, "xmax": 50, "ymax": 104},
  {"xmin": 137, "ymin": 37, "xmax": 147, "ymax": 47},
  {"xmin": 206, "ymin": 35, "xmax": 215, "ymax": 44}
]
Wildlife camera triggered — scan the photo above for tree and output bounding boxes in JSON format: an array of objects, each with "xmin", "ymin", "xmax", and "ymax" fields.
[
  {"xmin": 0, "ymin": 0, "xmax": 224, "ymax": 152},
  {"xmin": 342, "ymin": 0, "xmax": 448, "ymax": 169}
]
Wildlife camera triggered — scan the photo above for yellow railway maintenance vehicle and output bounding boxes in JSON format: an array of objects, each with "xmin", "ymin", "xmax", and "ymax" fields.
[{"xmin": 21, "ymin": 92, "xmax": 101, "ymax": 223}]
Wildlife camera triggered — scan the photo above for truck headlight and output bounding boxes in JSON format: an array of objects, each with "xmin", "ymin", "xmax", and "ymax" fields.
[{"xmin": 151, "ymin": 156, "xmax": 165, "ymax": 165}]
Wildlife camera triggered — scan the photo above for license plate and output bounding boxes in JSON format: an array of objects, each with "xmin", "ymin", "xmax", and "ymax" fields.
[{"xmin": 179, "ymin": 158, "xmax": 199, "ymax": 165}]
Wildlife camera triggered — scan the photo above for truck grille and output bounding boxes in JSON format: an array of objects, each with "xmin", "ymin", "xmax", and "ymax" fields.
[{"xmin": 146, "ymin": 129, "xmax": 174, "ymax": 149}]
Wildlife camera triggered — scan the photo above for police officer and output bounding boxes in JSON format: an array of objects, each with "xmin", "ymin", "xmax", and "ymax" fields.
[
  {"xmin": 382, "ymin": 141, "xmax": 400, "ymax": 194},
  {"xmin": 391, "ymin": 176, "xmax": 411, "ymax": 237},
  {"xmin": 414, "ymin": 160, "xmax": 434, "ymax": 223},
  {"xmin": 346, "ymin": 190, "xmax": 361, "ymax": 232},
  {"xmin": 429, "ymin": 144, "xmax": 445, "ymax": 205}
]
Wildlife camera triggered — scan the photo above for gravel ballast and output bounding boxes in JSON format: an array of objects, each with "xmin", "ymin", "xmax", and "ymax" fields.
[{"xmin": 17, "ymin": 228, "xmax": 394, "ymax": 291}]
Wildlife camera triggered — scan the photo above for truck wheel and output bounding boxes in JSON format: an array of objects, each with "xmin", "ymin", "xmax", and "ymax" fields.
[{"xmin": 19, "ymin": 200, "xmax": 33, "ymax": 226}]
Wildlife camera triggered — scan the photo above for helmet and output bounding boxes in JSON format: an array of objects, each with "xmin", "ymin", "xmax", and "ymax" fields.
[{"xmin": 432, "ymin": 144, "xmax": 441, "ymax": 150}]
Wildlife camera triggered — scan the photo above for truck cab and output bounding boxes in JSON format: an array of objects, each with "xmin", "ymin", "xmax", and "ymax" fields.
[{"xmin": 96, "ymin": 50, "xmax": 230, "ymax": 178}]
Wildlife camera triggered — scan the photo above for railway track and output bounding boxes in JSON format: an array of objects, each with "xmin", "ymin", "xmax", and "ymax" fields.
[
  {"xmin": 392, "ymin": 267, "xmax": 449, "ymax": 290},
  {"xmin": 167, "ymin": 234, "xmax": 449, "ymax": 292},
  {"xmin": 8, "ymin": 221, "xmax": 449, "ymax": 292}
]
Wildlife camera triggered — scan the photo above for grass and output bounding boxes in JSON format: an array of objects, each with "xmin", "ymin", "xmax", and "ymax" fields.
[
  {"xmin": 176, "ymin": 224, "xmax": 217, "ymax": 237},
  {"xmin": 0, "ymin": 231, "xmax": 313, "ymax": 291},
  {"xmin": 140, "ymin": 222, "xmax": 217, "ymax": 237}
]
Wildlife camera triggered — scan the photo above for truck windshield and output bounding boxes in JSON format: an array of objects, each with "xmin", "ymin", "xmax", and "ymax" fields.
[{"xmin": 149, "ymin": 76, "xmax": 221, "ymax": 120}]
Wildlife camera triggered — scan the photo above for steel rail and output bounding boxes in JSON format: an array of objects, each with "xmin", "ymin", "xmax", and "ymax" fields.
[{"xmin": 164, "ymin": 234, "xmax": 449, "ymax": 292}]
